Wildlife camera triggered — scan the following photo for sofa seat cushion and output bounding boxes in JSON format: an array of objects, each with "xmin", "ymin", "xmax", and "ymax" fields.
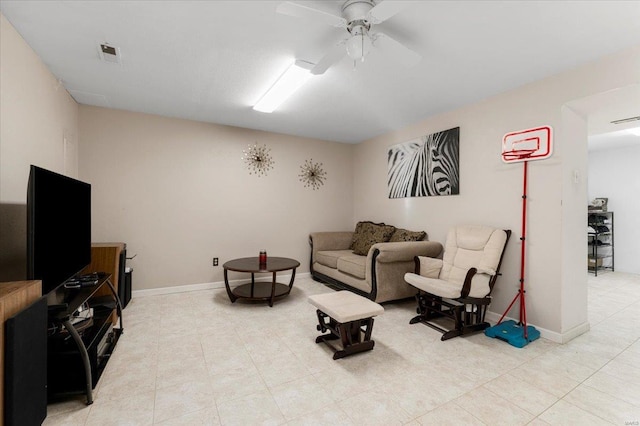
[
  {"xmin": 336, "ymin": 254, "xmax": 367, "ymax": 279},
  {"xmin": 316, "ymin": 250, "xmax": 353, "ymax": 269},
  {"xmin": 312, "ymin": 263, "xmax": 371, "ymax": 293}
]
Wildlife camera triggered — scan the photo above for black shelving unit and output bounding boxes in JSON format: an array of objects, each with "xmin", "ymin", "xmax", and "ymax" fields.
[
  {"xmin": 588, "ymin": 211, "xmax": 614, "ymax": 276},
  {"xmin": 46, "ymin": 273, "xmax": 123, "ymax": 404}
]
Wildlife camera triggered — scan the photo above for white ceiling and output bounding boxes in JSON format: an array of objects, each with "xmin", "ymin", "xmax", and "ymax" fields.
[
  {"xmin": 2, "ymin": 0, "xmax": 640, "ymax": 144},
  {"xmin": 589, "ymin": 129, "xmax": 640, "ymax": 152},
  {"xmin": 567, "ymin": 83, "xmax": 640, "ymax": 151}
]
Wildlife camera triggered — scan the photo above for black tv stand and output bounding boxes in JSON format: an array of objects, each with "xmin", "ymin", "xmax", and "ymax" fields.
[{"xmin": 46, "ymin": 273, "xmax": 123, "ymax": 404}]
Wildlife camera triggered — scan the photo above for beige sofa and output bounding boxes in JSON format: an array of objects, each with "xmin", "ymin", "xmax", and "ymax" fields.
[{"xmin": 309, "ymin": 230, "xmax": 443, "ymax": 303}]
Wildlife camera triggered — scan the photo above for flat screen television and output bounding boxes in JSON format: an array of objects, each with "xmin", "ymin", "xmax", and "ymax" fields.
[{"xmin": 27, "ymin": 165, "xmax": 91, "ymax": 294}]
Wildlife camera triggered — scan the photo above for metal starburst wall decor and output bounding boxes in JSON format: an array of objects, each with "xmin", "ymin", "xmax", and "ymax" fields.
[
  {"xmin": 242, "ymin": 143, "xmax": 275, "ymax": 177},
  {"xmin": 299, "ymin": 159, "xmax": 327, "ymax": 190}
]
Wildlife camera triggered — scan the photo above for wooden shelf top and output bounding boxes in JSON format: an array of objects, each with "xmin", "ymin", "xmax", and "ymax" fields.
[
  {"xmin": 0, "ymin": 280, "xmax": 41, "ymax": 299},
  {"xmin": 92, "ymin": 242, "xmax": 126, "ymax": 249}
]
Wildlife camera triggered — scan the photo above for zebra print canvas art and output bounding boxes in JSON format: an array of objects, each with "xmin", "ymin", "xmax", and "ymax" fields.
[{"xmin": 387, "ymin": 127, "xmax": 460, "ymax": 198}]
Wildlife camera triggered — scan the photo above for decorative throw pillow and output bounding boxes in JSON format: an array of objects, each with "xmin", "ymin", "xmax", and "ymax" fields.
[
  {"xmin": 389, "ymin": 228, "xmax": 427, "ymax": 242},
  {"xmin": 350, "ymin": 221, "xmax": 396, "ymax": 255}
]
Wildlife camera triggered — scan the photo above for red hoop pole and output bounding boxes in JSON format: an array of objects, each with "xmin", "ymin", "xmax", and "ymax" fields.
[
  {"xmin": 521, "ymin": 161, "xmax": 528, "ymax": 338},
  {"xmin": 496, "ymin": 160, "xmax": 529, "ymax": 340},
  {"xmin": 497, "ymin": 291, "xmax": 519, "ymax": 324}
]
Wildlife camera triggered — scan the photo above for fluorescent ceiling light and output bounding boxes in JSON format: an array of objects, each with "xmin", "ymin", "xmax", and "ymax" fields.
[
  {"xmin": 253, "ymin": 60, "xmax": 314, "ymax": 113},
  {"xmin": 626, "ymin": 127, "xmax": 640, "ymax": 136}
]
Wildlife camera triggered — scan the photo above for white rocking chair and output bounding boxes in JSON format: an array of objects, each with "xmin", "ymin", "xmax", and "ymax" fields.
[{"xmin": 404, "ymin": 225, "xmax": 511, "ymax": 340}]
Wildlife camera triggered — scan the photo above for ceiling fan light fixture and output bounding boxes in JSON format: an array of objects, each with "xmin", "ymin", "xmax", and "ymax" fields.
[
  {"xmin": 345, "ymin": 27, "xmax": 372, "ymax": 62},
  {"xmin": 253, "ymin": 60, "xmax": 314, "ymax": 113}
]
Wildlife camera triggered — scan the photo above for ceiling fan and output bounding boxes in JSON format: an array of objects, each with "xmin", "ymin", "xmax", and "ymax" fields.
[{"xmin": 277, "ymin": 0, "xmax": 421, "ymax": 75}]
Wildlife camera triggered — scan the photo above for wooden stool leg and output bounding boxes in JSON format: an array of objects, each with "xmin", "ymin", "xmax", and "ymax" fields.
[
  {"xmin": 332, "ymin": 318, "xmax": 376, "ymax": 359},
  {"xmin": 348, "ymin": 321, "xmax": 361, "ymax": 343},
  {"xmin": 315, "ymin": 310, "xmax": 339, "ymax": 344},
  {"xmin": 363, "ymin": 318, "xmax": 374, "ymax": 341},
  {"xmin": 324, "ymin": 318, "xmax": 376, "ymax": 360},
  {"xmin": 313, "ymin": 307, "xmax": 379, "ymax": 360}
]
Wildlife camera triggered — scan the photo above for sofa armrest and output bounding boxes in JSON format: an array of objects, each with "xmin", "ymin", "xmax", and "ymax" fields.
[
  {"xmin": 364, "ymin": 241, "xmax": 443, "ymax": 302},
  {"xmin": 370, "ymin": 241, "xmax": 443, "ymax": 264},
  {"xmin": 309, "ymin": 232, "xmax": 354, "ymax": 267},
  {"xmin": 309, "ymin": 232, "xmax": 353, "ymax": 251}
]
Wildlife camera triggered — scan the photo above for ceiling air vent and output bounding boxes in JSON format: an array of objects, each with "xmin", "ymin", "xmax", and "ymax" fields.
[
  {"xmin": 99, "ymin": 43, "xmax": 121, "ymax": 64},
  {"xmin": 610, "ymin": 116, "xmax": 640, "ymax": 125}
]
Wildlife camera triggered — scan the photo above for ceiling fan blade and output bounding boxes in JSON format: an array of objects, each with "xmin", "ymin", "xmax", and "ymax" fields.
[
  {"xmin": 276, "ymin": 2, "xmax": 347, "ymax": 28},
  {"xmin": 367, "ymin": 1, "xmax": 406, "ymax": 24},
  {"xmin": 310, "ymin": 40, "xmax": 347, "ymax": 75},
  {"xmin": 373, "ymin": 32, "xmax": 421, "ymax": 67}
]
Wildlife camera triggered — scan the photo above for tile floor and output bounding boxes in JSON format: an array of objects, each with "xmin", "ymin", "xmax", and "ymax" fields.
[{"xmin": 44, "ymin": 272, "xmax": 640, "ymax": 425}]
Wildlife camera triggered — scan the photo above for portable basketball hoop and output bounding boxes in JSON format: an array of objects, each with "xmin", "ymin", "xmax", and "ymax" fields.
[
  {"xmin": 500, "ymin": 126, "xmax": 552, "ymax": 164},
  {"xmin": 485, "ymin": 126, "xmax": 552, "ymax": 348}
]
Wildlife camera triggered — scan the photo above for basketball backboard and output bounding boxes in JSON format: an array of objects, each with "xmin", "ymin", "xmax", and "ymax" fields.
[{"xmin": 502, "ymin": 126, "xmax": 553, "ymax": 163}]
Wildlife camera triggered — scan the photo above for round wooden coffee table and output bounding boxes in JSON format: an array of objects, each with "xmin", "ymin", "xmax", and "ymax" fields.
[{"xmin": 223, "ymin": 257, "xmax": 300, "ymax": 307}]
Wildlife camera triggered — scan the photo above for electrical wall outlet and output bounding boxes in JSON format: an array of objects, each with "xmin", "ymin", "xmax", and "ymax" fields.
[{"xmin": 213, "ymin": 257, "xmax": 219, "ymax": 266}]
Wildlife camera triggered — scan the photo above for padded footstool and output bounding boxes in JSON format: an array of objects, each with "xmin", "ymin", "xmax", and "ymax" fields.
[{"xmin": 309, "ymin": 291, "xmax": 384, "ymax": 360}]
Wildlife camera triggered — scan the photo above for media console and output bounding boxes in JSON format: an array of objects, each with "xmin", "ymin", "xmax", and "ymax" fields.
[
  {"xmin": 46, "ymin": 273, "xmax": 123, "ymax": 404},
  {"xmin": 0, "ymin": 280, "xmax": 46, "ymax": 425}
]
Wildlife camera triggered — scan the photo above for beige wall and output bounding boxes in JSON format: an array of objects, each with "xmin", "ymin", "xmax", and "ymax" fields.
[
  {"xmin": 78, "ymin": 106, "xmax": 353, "ymax": 290},
  {"xmin": 353, "ymin": 46, "xmax": 640, "ymax": 337},
  {"xmin": 0, "ymin": 14, "xmax": 79, "ymax": 281}
]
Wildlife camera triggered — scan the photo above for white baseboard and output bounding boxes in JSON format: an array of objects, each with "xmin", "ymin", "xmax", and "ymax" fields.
[
  {"xmin": 132, "ymin": 278, "xmax": 590, "ymax": 343},
  {"xmin": 131, "ymin": 272, "xmax": 310, "ymax": 298},
  {"xmin": 485, "ymin": 311, "xmax": 590, "ymax": 344},
  {"xmin": 556, "ymin": 321, "xmax": 591, "ymax": 344}
]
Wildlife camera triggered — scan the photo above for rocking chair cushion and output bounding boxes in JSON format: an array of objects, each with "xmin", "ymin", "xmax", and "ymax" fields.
[
  {"xmin": 405, "ymin": 226, "xmax": 508, "ymax": 299},
  {"xmin": 441, "ymin": 226, "xmax": 507, "ymax": 282},
  {"xmin": 417, "ymin": 257, "xmax": 443, "ymax": 278},
  {"xmin": 404, "ymin": 274, "xmax": 464, "ymax": 299}
]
